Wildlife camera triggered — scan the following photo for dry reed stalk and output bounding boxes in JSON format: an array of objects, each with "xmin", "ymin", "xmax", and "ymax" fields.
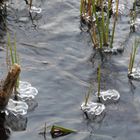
[{"xmin": 0, "ymin": 64, "xmax": 20, "ymax": 108}]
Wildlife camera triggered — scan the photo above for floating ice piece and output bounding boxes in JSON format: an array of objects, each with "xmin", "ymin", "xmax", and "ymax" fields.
[
  {"xmin": 128, "ymin": 67, "xmax": 140, "ymax": 80},
  {"xmin": 81, "ymin": 102, "xmax": 105, "ymax": 120},
  {"xmin": 17, "ymin": 81, "xmax": 38, "ymax": 100},
  {"xmin": 95, "ymin": 89, "xmax": 120, "ymax": 103},
  {"xmin": 29, "ymin": 6, "xmax": 42, "ymax": 14},
  {"xmin": 103, "ymin": 46, "xmax": 124, "ymax": 54},
  {"xmin": 6, "ymin": 99, "xmax": 28, "ymax": 116},
  {"xmin": 18, "ymin": 81, "xmax": 31, "ymax": 89}
]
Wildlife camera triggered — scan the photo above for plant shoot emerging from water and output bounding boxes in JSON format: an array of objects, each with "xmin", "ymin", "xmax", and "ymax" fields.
[
  {"xmin": 128, "ymin": 38, "xmax": 139, "ymax": 74},
  {"xmin": 97, "ymin": 64, "xmax": 101, "ymax": 101},
  {"xmin": 80, "ymin": 0, "xmax": 119, "ymax": 49},
  {"xmin": 84, "ymin": 84, "xmax": 93, "ymax": 106},
  {"xmin": 7, "ymin": 33, "xmax": 20, "ymax": 98}
]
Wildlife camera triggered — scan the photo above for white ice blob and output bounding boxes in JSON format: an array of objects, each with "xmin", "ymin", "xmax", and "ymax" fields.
[
  {"xmin": 103, "ymin": 46, "xmax": 124, "ymax": 54},
  {"xmin": 17, "ymin": 81, "xmax": 38, "ymax": 101},
  {"xmin": 6, "ymin": 99, "xmax": 28, "ymax": 116},
  {"xmin": 29, "ymin": 6, "xmax": 42, "ymax": 14},
  {"xmin": 81, "ymin": 102, "xmax": 105, "ymax": 120},
  {"xmin": 95, "ymin": 89, "xmax": 120, "ymax": 103},
  {"xmin": 128, "ymin": 67, "xmax": 140, "ymax": 80}
]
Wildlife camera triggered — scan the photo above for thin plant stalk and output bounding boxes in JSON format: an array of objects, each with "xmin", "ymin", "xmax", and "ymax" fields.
[
  {"xmin": 88, "ymin": 0, "xmax": 92, "ymax": 17},
  {"xmin": 14, "ymin": 34, "xmax": 18, "ymax": 63},
  {"xmin": 90, "ymin": 23, "xmax": 98, "ymax": 47},
  {"xmin": 97, "ymin": 64, "xmax": 101, "ymax": 100},
  {"xmin": 29, "ymin": 0, "xmax": 32, "ymax": 9},
  {"xmin": 128, "ymin": 51, "xmax": 133, "ymax": 73},
  {"xmin": 80, "ymin": 0, "xmax": 84, "ymax": 16},
  {"xmin": 133, "ymin": 0, "xmax": 136, "ymax": 20},
  {"xmin": 129, "ymin": 39, "xmax": 139, "ymax": 73},
  {"xmin": 131, "ymin": 39, "xmax": 138, "ymax": 72},
  {"xmin": 14, "ymin": 35, "xmax": 20, "ymax": 88},
  {"xmin": 92, "ymin": 0, "xmax": 103, "ymax": 48},
  {"xmin": 106, "ymin": 0, "xmax": 112, "ymax": 42},
  {"xmin": 101, "ymin": 0, "xmax": 107, "ymax": 45},
  {"xmin": 85, "ymin": 84, "xmax": 93, "ymax": 106},
  {"xmin": 110, "ymin": 0, "xmax": 119, "ymax": 48},
  {"xmin": 7, "ymin": 33, "xmax": 14, "ymax": 65}
]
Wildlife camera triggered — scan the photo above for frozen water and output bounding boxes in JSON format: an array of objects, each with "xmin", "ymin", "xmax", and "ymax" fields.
[
  {"xmin": 128, "ymin": 67, "xmax": 140, "ymax": 80},
  {"xmin": 103, "ymin": 47, "xmax": 124, "ymax": 54},
  {"xmin": 95, "ymin": 89, "xmax": 120, "ymax": 103},
  {"xmin": 17, "ymin": 81, "xmax": 38, "ymax": 101},
  {"xmin": 6, "ymin": 99, "xmax": 28, "ymax": 116},
  {"xmin": 18, "ymin": 81, "xmax": 31, "ymax": 89},
  {"xmin": 81, "ymin": 102, "xmax": 105, "ymax": 120},
  {"xmin": 29, "ymin": 6, "xmax": 42, "ymax": 14}
]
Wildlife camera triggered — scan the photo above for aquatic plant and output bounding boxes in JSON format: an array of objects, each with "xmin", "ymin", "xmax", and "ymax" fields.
[
  {"xmin": 6, "ymin": 33, "xmax": 20, "ymax": 98},
  {"xmin": 7, "ymin": 33, "xmax": 19, "ymax": 66},
  {"xmin": 128, "ymin": 38, "xmax": 139, "ymax": 74},
  {"xmin": 84, "ymin": 84, "xmax": 93, "ymax": 106},
  {"xmin": 130, "ymin": 0, "xmax": 137, "ymax": 32},
  {"xmin": 97, "ymin": 64, "xmax": 101, "ymax": 101},
  {"xmin": 80, "ymin": 0, "xmax": 119, "ymax": 50},
  {"xmin": 110, "ymin": 0, "xmax": 119, "ymax": 48}
]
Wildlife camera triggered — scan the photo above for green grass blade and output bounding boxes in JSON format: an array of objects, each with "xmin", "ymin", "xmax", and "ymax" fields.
[
  {"xmin": 14, "ymin": 34, "xmax": 17, "ymax": 63},
  {"xmin": 85, "ymin": 84, "xmax": 93, "ymax": 106},
  {"xmin": 131, "ymin": 39, "xmax": 139, "ymax": 71},
  {"xmin": 7, "ymin": 33, "xmax": 14, "ymax": 64},
  {"xmin": 80, "ymin": 0, "xmax": 84, "ymax": 16}
]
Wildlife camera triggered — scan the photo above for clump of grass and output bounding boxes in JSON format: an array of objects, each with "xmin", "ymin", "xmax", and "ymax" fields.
[
  {"xmin": 7, "ymin": 33, "xmax": 19, "ymax": 69},
  {"xmin": 80, "ymin": 0, "xmax": 119, "ymax": 50},
  {"xmin": 128, "ymin": 38, "xmax": 139, "ymax": 74}
]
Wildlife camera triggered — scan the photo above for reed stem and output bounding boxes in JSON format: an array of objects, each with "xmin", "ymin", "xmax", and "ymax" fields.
[
  {"xmin": 92, "ymin": 0, "xmax": 103, "ymax": 48},
  {"xmin": 110, "ymin": 0, "xmax": 119, "ymax": 48},
  {"xmin": 97, "ymin": 64, "xmax": 101, "ymax": 99}
]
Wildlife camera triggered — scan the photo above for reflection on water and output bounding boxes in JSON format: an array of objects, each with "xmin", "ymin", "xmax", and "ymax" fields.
[
  {"xmin": 0, "ymin": 112, "xmax": 10, "ymax": 140},
  {"xmin": 5, "ymin": 112, "xmax": 27, "ymax": 131}
]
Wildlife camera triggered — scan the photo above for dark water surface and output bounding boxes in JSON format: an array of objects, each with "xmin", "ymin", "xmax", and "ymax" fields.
[{"xmin": 1, "ymin": 0, "xmax": 140, "ymax": 140}]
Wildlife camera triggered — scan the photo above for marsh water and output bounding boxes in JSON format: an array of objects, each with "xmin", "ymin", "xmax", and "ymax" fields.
[{"xmin": 1, "ymin": 0, "xmax": 140, "ymax": 140}]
